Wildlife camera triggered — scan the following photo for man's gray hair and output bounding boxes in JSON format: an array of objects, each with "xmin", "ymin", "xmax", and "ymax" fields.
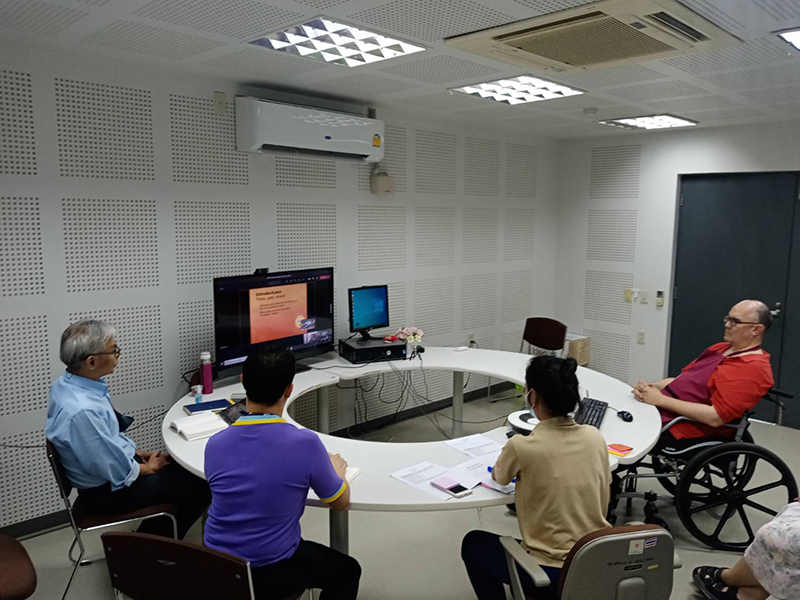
[
  {"xmin": 60, "ymin": 320, "xmax": 116, "ymax": 370},
  {"xmin": 753, "ymin": 301, "xmax": 772, "ymax": 332}
]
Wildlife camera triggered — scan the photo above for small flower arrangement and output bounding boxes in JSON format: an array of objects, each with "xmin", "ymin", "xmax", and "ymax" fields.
[{"xmin": 396, "ymin": 326, "xmax": 424, "ymax": 344}]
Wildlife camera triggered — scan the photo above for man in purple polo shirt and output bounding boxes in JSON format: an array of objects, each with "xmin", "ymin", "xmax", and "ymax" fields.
[{"xmin": 204, "ymin": 350, "xmax": 361, "ymax": 600}]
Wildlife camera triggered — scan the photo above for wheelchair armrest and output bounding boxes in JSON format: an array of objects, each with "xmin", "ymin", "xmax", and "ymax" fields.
[
  {"xmin": 660, "ymin": 416, "xmax": 693, "ymax": 435},
  {"xmin": 499, "ymin": 536, "xmax": 551, "ymax": 588},
  {"xmin": 674, "ymin": 551, "xmax": 682, "ymax": 570}
]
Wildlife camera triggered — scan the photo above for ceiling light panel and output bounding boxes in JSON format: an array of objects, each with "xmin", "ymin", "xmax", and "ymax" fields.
[
  {"xmin": 599, "ymin": 114, "xmax": 698, "ymax": 130},
  {"xmin": 778, "ymin": 30, "xmax": 800, "ymax": 51},
  {"xmin": 249, "ymin": 18, "xmax": 425, "ymax": 67},
  {"xmin": 452, "ymin": 75, "xmax": 583, "ymax": 105}
]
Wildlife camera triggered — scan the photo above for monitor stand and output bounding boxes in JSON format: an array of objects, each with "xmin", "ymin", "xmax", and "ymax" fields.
[{"xmin": 356, "ymin": 330, "xmax": 376, "ymax": 343}]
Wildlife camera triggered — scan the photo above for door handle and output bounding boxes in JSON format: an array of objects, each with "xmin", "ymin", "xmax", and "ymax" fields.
[{"xmin": 770, "ymin": 302, "xmax": 782, "ymax": 318}]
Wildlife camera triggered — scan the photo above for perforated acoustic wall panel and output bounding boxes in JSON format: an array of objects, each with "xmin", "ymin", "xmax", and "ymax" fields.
[
  {"xmin": 0, "ymin": 316, "xmax": 49, "ymax": 418},
  {"xmin": 589, "ymin": 146, "xmax": 641, "ymax": 199},
  {"xmin": 63, "ymin": 198, "xmax": 159, "ymax": 293},
  {"xmin": 584, "ymin": 270, "xmax": 634, "ymax": 325},
  {"xmin": 125, "ymin": 404, "xmax": 168, "ymax": 453},
  {"xmin": 276, "ymin": 157, "xmax": 336, "ymax": 189},
  {"xmin": 169, "ymin": 95, "xmax": 248, "ymax": 185},
  {"xmin": 175, "ymin": 200, "xmax": 251, "ymax": 285},
  {"xmin": 583, "ymin": 329, "xmax": 631, "ymax": 383},
  {"xmin": 415, "ymin": 207, "xmax": 455, "ymax": 267},
  {"xmin": 69, "ymin": 306, "xmax": 163, "ymax": 396},
  {"xmin": 178, "ymin": 300, "xmax": 214, "ymax": 375},
  {"xmin": 55, "ymin": 79, "xmax": 154, "ymax": 180},
  {"xmin": 414, "ymin": 278, "xmax": 455, "ymax": 336},
  {"xmin": 0, "ymin": 430, "xmax": 61, "ymax": 528},
  {"xmin": 462, "ymin": 208, "xmax": 499, "ymax": 264},
  {"xmin": 505, "ymin": 144, "xmax": 538, "ymax": 199},
  {"xmin": 1, "ymin": 199, "xmax": 44, "ymax": 296},
  {"xmin": 357, "ymin": 165, "xmax": 371, "ymax": 192},
  {"xmin": 357, "ymin": 205, "xmax": 407, "ymax": 271},
  {"xmin": 461, "ymin": 274, "xmax": 498, "ymax": 330},
  {"xmin": 464, "ymin": 139, "xmax": 500, "ymax": 196},
  {"xmin": 415, "ymin": 130, "xmax": 457, "ymax": 194},
  {"xmin": 0, "ymin": 70, "xmax": 36, "ymax": 175},
  {"xmin": 276, "ymin": 202, "xmax": 337, "ymax": 269},
  {"xmin": 502, "ymin": 270, "xmax": 534, "ymax": 323},
  {"xmin": 587, "ymin": 209, "xmax": 637, "ymax": 263},
  {"xmin": 502, "ymin": 330, "xmax": 522, "ymax": 353},
  {"xmin": 383, "ymin": 125, "xmax": 408, "ymax": 193},
  {"xmin": 504, "ymin": 209, "xmax": 536, "ymax": 262}
]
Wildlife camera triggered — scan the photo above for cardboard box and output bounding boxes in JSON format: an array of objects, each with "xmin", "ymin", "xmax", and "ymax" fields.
[{"xmin": 565, "ymin": 334, "xmax": 590, "ymax": 366}]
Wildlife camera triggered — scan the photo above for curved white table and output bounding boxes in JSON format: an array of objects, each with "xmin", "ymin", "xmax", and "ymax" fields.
[{"xmin": 163, "ymin": 347, "xmax": 660, "ymax": 554}]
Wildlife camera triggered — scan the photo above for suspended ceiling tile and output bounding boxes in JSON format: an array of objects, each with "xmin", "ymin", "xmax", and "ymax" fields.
[
  {"xmin": 81, "ymin": 21, "xmax": 228, "ymax": 61},
  {"xmin": 548, "ymin": 64, "xmax": 668, "ymax": 90},
  {"xmin": 649, "ymin": 95, "xmax": 741, "ymax": 112},
  {"xmin": 204, "ymin": 47, "xmax": 329, "ymax": 78},
  {"xmin": 681, "ymin": 107, "xmax": 767, "ymax": 121},
  {"xmin": 751, "ymin": 0, "xmax": 800, "ymax": 20},
  {"xmin": 293, "ymin": 0, "xmax": 350, "ymax": 9},
  {"xmin": 0, "ymin": 0, "xmax": 89, "ymax": 37},
  {"xmin": 318, "ymin": 73, "xmax": 421, "ymax": 100},
  {"xmin": 535, "ymin": 94, "xmax": 617, "ymax": 112},
  {"xmin": 134, "ymin": 0, "xmax": 304, "ymax": 40},
  {"xmin": 399, "ymin": 90, "xmax": 486, "ymax": 110},
  {"xmin": 701, "ymin": 63, "xmax": 800, "ymax": 91},
  {"xmin": 347, "ymin": 0, "xmax": 514, "ymax": 43},
  {"xmin": 741, "ymin": 84, "xmax": 800, "ymax": 104},
  {"xmin": 605, "ymin": 80, "xmax": 708, "ymax": 102},
  {"xmin": 378, "ymin": 54, "xmax": 502, "ymax": 84},
  {"xmin": 662, "ymin": 38, "xmax": 793, "ymax": 75},
  {"xmin": 676, "ymin": 0, "xmax": 746, "ymax": 32},
  {"xmin": 511, "ymin": 0, "xmax": 596, "ymax": 16}
]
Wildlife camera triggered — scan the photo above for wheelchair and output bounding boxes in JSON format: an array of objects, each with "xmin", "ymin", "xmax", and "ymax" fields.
[{"xmin": 609, "ymin": 389, "xmax": 796, "ymax": 552}]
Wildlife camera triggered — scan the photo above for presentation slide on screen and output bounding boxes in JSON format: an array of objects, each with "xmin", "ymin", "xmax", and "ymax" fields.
[{"xmin": 249, "ymin": 283, "xmax": 312, "ymax": 344}]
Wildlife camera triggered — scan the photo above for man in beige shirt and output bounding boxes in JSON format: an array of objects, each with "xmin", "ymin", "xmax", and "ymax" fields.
[{"xmin": 462, "ymin": 356, "xmax": 611, "ymax": 600}]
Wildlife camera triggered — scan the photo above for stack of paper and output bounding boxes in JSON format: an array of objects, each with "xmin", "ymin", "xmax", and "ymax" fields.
[
  {"xmin": 445, "ymin": 434, "xmax": 503, "ymax": 458},
  {"xmin": 169, "ymin": 412, "xmax": 227, "ymax": 441}
]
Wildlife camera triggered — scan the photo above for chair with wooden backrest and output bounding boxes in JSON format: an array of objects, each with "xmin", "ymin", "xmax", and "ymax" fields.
[
  {"xmin": 46, "ymin": 440, "xmax": 178, "ymax": 600},
  {"xmin": 519, "ymin": 318, "xmax": 568, "ymax": 356},
  {"xmin": 501, "ymin": 525, "xmax": 681, "ymax": 600},
  {"xmin": 0, "ymin": 534, "xmax": 37, "ymax": 600},
  {"xmin": 101, "ymin": 532, "xmax": 307, "ymax": 600}
]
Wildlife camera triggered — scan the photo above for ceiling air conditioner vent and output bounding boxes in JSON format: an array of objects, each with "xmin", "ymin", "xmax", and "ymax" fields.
[{"xmin": 445, "ymin": 0, "xmax": 740, "ymax": 72}]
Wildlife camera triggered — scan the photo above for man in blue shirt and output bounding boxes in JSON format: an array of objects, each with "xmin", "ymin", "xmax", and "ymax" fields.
[
  {"xmin": 46, "ymin": 320, "xmax": 210, "ymax": 538},
  {"xmin": 204, "ymin": 350, "xmax": 361, "ymax": 599}
]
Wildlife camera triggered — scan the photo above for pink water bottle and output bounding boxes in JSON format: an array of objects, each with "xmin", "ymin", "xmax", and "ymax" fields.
[{"xmin": 200, "ymin": 351, "xmax": 213, "ymax": 394}]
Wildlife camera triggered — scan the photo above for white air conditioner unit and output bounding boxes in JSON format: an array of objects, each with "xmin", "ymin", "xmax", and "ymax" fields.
[
  {"xmin": 236, "ymin": 96, "xmax": 384, "ymax": 163},
  {"xmin": 445, "ymin": 0, "xmax": 741, "ymax": 72}
]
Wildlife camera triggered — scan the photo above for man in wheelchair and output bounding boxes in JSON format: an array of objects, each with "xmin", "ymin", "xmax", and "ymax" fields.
[
  {"xmin": 632, "ymin": 299, "xmax": 773, "ymax": 454},
  {"xmin": 608, "ymin": 300, "xmax": 798, "ymax": 553}
]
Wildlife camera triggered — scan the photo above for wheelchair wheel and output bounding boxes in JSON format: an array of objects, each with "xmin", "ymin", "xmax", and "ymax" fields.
[
  {"xmin": 653, "ymin": 430, "xmax": 754, "ymax": 497},
  {"xmin": 675, "ymin": 442, "xmax": 797, "ymax": 551}
]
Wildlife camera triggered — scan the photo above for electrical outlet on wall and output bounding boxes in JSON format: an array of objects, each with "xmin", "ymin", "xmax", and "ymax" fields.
[
  {"xmin": 637, "ymin": 330, "xmax": 646, "ymax": 345},
  {"xmin": 640, "ymin": 289, "xmax": 649, "ymax": 304}
]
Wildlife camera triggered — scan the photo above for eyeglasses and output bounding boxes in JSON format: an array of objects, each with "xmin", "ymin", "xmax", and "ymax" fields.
[
  {"xmin": 723, "ymin": 316, "xmax": 760, "ymax": 326},
  {"xmin": 82, "ymin": 345, "xmax": 121, "ymax": 360}
]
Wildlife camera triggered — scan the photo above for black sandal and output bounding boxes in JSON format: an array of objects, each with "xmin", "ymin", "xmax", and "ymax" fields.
[{"xmin": 692, "ymin": 566, "xmax": 738, "ymax": 600}]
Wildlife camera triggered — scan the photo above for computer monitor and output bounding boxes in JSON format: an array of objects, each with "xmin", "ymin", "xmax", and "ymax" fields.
[
  {"xmin": 348, "ymin": 285, "xmax": 389, "ymax": 340},
  {"xmin": 213, "ymin": 267, "xmax": 334, "ymax": 376}
]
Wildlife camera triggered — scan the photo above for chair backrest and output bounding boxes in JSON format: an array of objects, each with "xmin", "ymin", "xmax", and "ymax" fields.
[
  {"xmin": 0, "ymin": 534, "xmax": 37, "ymax": 600},
  {"xmin": 45, "ymin": 440, "xmax": 74, "ymax": 505},
  {"xmin": 522, "ymin": 318, "xmax": 567, "ymax": 352},
  {"xmin": 559, "ymin": 525, "xmax": 674, "ymax": 600},
  {"xmin": 101, "ymin": 532, "xmax": 254, "ymax": 600}
]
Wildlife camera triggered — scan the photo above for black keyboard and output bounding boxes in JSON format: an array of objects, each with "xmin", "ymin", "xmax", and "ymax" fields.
[{"xmin": 575, "ymin": 398, "xmax": 608, "ymax": 429}]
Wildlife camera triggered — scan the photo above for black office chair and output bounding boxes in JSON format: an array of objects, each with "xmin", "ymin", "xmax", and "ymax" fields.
[
  {"xmin": 101, "ymin": 532, "xmax": 308, "ymax": 600},
  {"xmin": 0, "ymin": 534, "xmax": 37, "ymax": 600},
  {"xmin": 519, "ymin": 317, "xmax": 567, "ymax": 356}
]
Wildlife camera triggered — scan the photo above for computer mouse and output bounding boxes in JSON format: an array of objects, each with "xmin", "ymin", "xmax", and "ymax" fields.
[{"xmin": 617, "ymin": 411, "xmax": 634, "ymax": 423}]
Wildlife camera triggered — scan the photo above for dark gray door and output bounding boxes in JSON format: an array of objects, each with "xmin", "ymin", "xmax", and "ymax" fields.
[{"xmin": 669, "ymin": 173, "xmax": 799, "ymax": 425}]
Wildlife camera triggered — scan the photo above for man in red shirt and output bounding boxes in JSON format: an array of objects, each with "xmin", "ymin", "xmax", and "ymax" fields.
[{"xmin": 633, "ymin": 300, "xmax": 774, "ymax": 452}]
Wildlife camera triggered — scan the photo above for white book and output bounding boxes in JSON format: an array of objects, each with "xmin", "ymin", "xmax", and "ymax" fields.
[{"xmin": 169, "ymin": 412, "xmax": 227, "ymax": 441}]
